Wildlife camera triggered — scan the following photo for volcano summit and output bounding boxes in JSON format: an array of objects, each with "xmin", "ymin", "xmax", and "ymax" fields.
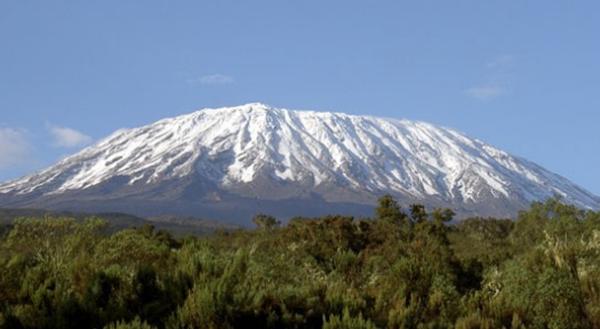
[{"xmin": 0, "ymin": 103, "xmax": 597, "ymax": 224}]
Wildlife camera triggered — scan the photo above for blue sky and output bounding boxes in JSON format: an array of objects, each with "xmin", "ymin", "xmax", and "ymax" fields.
[{"xmin": 1, "ymin": 1, "xmax": 599, "ymax": 195}]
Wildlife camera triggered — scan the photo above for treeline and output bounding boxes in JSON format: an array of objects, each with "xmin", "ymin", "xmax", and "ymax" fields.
[{"xmin": 1, "ymin": 197, "xmax": 600, "ymax": 328}]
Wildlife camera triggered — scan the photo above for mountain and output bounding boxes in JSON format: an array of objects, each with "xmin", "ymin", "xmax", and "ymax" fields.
[{"xmin": 0, "ymin": 103, "xmax": 598, "ymax": 224}]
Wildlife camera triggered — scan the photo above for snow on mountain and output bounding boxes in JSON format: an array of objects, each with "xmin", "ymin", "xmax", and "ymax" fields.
[{"xmin": 0, "ymin": 103, "xmax": 598, "ymax": 220}]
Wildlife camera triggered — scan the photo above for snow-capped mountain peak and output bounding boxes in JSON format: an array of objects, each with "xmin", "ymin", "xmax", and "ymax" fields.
[{"xmin": 0, "ymin": 103, "xmax": 598, "ymax": 220}]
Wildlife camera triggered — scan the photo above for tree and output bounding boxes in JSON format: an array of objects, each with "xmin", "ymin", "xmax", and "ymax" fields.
[
  {"xmin": 431, "ymin": 208, "xmax": 455, "ymax": 224},
  {"xmin": 252, "ymin": 214, "xmax": 280, "ymax": 230},
  {"xmin": 409, "ymin": 204, "xmax": 428, "ymax": 223},
  {"xmin": 375, "ymin": 194, "xmax": 407, "ymax": 225}
]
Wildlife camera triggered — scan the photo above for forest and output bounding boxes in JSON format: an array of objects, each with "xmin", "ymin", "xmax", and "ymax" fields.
[{"xmin": 1, "ymin": 197, "xmax": 599, "ymax": 329}]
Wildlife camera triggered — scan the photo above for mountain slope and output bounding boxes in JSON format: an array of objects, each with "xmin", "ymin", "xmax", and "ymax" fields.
[{"xmin": 0, "ymin": 103, "xmax": 598, "ymax": 223}]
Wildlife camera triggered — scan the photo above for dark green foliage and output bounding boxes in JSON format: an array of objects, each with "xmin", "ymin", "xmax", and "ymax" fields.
[
  {"xmin": 252, "ymin": 213, "xmax": 280, "ymax": 230},
  {"xmin": 409, "ymin": 204, "xmax": 428, "ymax": 224},
  {"xmin": 323, "ymin": 308, "xmax": 376, "ymax": 329},
  {"xmin": 104, "ymin": 317, "xmax": 156, "ymax": 329},
  {"xmin": 376, "ymin": 194, "xmax": 407, "ymax": 225},
  {"xmin": 1, "ymin": 198, "xmax": 600, "ymax": 328}
]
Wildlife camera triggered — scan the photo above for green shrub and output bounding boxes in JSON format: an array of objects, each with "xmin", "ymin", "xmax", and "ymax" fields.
[
  {"xmin": 323, "ymin": 308, "xmax": 376, "ymax": 329},
  {"xmin": 103, "ymin": 317, "xmax": 156, "ymax": 329}
]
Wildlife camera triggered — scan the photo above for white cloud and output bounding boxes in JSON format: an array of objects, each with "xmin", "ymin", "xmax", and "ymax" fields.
[
  {"xmin": 189, "ymin": 74, "xmax": 235, "ymax": 85},
  {"xmin": 0, "ymin": 128, "xmax": 31, "ymax": 169},
  {"xmin": 486, "ymin": 55, "xmax": 515, "ymax": 69},
  {"xmin": 48, "ymin": 125, "xmax": 92, "ymax": 148},
  {"xmin": 465, "ymin": 85, "xmax": 506, "ymax": 100},
  {"xmin": 466, "ymin": 55, "xmax": 514, "ymax": 101}
]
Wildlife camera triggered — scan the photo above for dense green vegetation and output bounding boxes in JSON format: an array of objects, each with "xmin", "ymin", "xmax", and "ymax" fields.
[{"xmin": 1, "ymin": 197, "xmax": 600, "ymax": 328}]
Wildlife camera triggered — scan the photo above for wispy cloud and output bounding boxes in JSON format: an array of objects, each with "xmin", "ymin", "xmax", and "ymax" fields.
[
  {"xmin": 465, "ymin": 55, "xmax": 515, "ymax": 101},
  {"xmin": 486, "ymin": 54, "xmax": 515, "ymax": 69},
  {"xmin": 188, "ymin": 74, "xmax": 235, "ymax": 85},
  {"xmin": 0, "ymin": 127, "xmax": 31, "ymax": 169},
  {"xmin": 48, "ymin": 125, "xmax": 92, "ymax": 148},
  {"xmin": 465, "ymin": 85, "xmax": 506, "ymax": 100}
]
